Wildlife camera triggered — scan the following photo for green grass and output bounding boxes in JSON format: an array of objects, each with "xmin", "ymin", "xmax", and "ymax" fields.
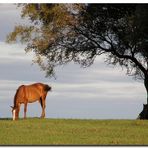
[{"xmin": 0, "ymin": 118, "xmax": 148, "ymax": 145}]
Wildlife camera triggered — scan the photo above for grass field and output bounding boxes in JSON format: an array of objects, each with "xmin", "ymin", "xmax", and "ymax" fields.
[{"xmin": 0, "ymin": 118, "xmax": 148, "ymax": 145}]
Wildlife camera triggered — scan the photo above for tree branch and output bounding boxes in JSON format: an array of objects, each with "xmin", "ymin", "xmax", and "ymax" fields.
[{"xmin": 76, "ymin": 26, "xmax": 147, "ymax": 75}]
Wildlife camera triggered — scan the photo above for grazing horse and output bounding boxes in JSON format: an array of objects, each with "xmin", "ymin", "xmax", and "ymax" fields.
[{"xmin": 11, "ymin": 83, "xmax": 51, "ymax": 120}]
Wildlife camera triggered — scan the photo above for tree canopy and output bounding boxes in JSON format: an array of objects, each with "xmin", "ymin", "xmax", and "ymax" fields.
[{"xmin": 7, "ymin": 4, "xmax": 148, "ymax": 103}]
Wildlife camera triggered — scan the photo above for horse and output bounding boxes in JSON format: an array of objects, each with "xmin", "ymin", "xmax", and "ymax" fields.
[{"xmin": 11, "ymin": 83, "xmax": 51, "ymax": 120}]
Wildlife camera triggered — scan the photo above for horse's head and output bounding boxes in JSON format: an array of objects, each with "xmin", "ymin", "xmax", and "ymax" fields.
[{"xmin": 10, "ymin": 106, "xmax": 18, "ymax": 121}]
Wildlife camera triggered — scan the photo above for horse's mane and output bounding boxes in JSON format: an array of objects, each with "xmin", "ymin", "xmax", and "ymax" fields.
[{"xmin": 14, "ymin": 85, "xmax": 24, "ymax": 108}]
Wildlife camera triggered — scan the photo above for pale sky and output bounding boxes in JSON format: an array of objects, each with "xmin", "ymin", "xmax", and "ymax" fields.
[{"xmin": 0, "ymin": 4, "xmax": 146, "ymax": 119}]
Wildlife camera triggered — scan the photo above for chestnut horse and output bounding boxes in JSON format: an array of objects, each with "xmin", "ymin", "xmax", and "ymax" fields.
[{"xmin": 11, "ymin": 83, "xmax": 51, "ymax": 120}]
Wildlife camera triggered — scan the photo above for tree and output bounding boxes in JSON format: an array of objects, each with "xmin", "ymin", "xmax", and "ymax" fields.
[{"xmin": 7, "ymin": 4, "xmax": 148, "ymax": 119}]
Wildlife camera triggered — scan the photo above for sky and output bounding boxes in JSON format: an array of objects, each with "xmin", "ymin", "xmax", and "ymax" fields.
[{"xmin": 0, "ymin": 4, "xmax": 146, "ymax": 119}]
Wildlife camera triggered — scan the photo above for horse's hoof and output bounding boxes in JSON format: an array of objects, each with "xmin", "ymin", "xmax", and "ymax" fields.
[{"xmin": 40, "ymin": 116, "xmax": 45, "ymax": 119}]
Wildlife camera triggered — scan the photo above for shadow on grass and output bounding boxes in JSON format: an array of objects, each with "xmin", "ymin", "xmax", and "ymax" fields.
[
  {"xmin": 0, "ymin": 117, "xmax": 43, "ymax": 121},
  {"xmin": 0, "ymin": 118, "xmax": 12, "ymax": 120}
]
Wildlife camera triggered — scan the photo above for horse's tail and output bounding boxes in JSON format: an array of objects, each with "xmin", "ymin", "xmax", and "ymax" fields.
[
  {"xmin": 44, "ymin": 84, "xmax": 51, "ymax": 92},
  {"xmin": 13, "ymin": 85, "xmax": 24, "ymax": 107}
]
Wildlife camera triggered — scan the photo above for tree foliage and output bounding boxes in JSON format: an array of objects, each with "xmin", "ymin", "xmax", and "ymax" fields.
[
  {"xmin": 7, "ymin": 4, "xmax": 83, "ymax": 76},
  {"xmin": 7, "ymin": 4, "xmax": 148, "ymax": 103}
]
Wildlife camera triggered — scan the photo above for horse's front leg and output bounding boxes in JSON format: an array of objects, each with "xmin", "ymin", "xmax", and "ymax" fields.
[{"xmin": 24, "ymin": 103, "xmax": 27, "ymax": 119}]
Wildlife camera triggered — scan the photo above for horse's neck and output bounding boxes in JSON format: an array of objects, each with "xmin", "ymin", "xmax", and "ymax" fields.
[
  {"xmin": 13, "ymin": 95, "xmax": 19, "ymax": 109},
  {"xmin": 14, "ymin": 85, "xmax": 24, "ymax": 108},
  {"xmin": 14, "ymin": 95, "xmax": 21, "ymax": 109},
  {"xmin": 14, "ymin": 101, "xmax": 19, "ymax": 109}
]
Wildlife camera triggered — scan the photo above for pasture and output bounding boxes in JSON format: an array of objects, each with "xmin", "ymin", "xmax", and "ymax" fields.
[{"xmin": 0, "ymin": 118, "xmax": 148, "ymax": 145}]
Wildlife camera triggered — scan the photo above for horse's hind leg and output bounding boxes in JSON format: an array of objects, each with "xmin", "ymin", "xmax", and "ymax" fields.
[
  {"xmin": 40, "ymin": 96, "xmax": 46, "ymax": 118},
  {"xmin": 42, "ymin": 100, "xmax": 46, "ymax": 118},
  {"xmin": 39, "ymin": 98, "xmax": 44, "ymax": 118},
  {"xmin": 24, "ymin": 103, "xmax": 27, "ymax": 119}
]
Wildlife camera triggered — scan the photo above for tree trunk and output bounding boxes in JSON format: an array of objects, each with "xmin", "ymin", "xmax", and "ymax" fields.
[
  {"xmin": 138, "ymin": 74, "xmax": 148, "ymax": 119},
  {"xmin": 144, "ymin": 75, "xmax": 148, "ymax": 104}
]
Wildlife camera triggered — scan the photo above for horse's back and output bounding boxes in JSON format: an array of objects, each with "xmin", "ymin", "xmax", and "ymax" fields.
[
  {"xmin": 24, "ymin": 83, "xmax": 51, "ymax": 102},
  {"xmin": 29, "ymin": 83, "xmax": 51, "ymax": 92}
]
